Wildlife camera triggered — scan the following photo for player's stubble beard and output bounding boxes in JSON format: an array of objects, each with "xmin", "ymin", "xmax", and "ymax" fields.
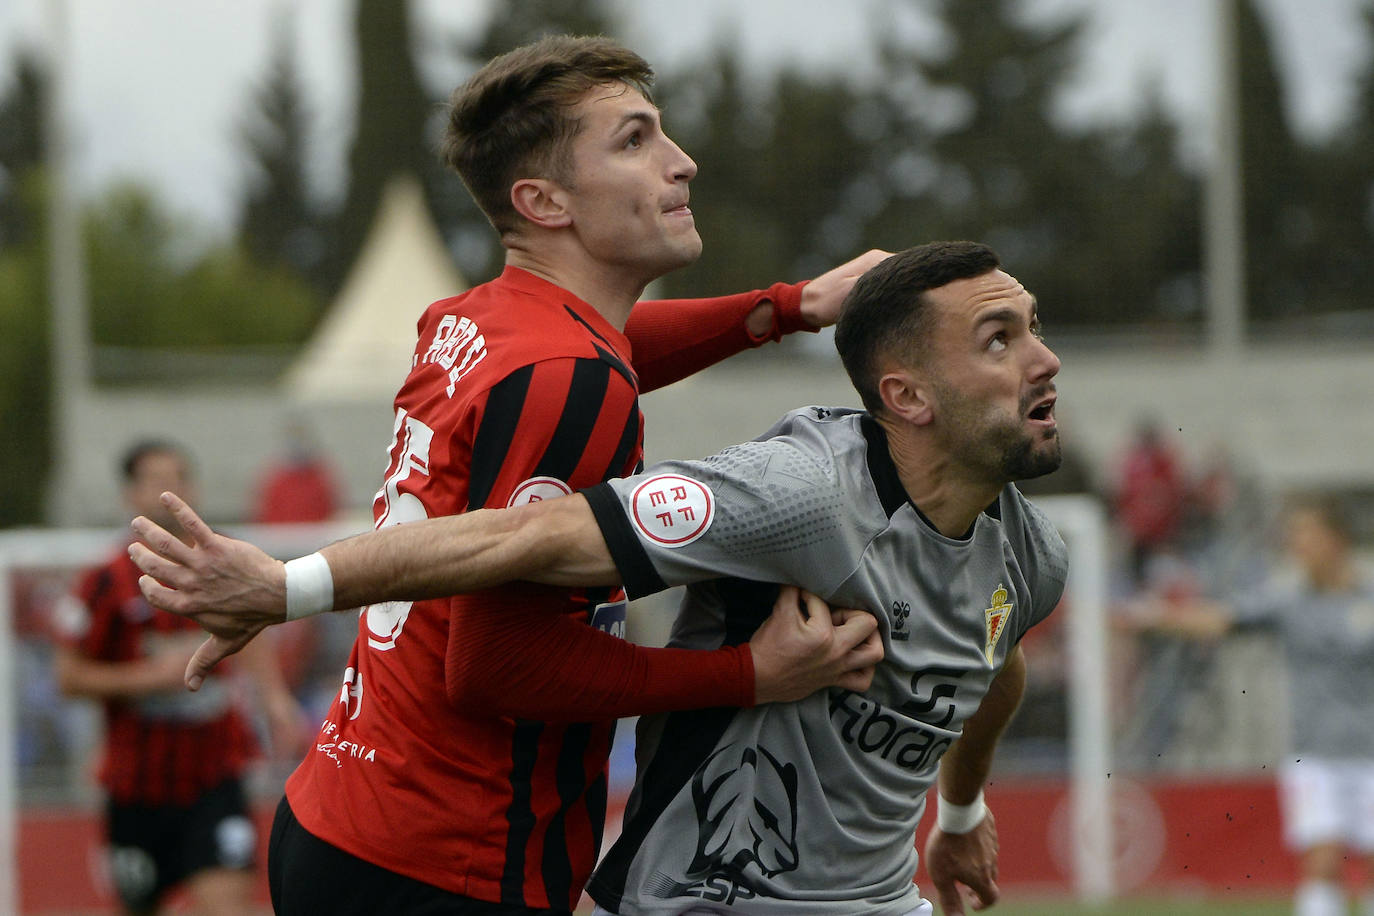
[{"xmin": 936, "ymin": 383, "xmax": 1063, "ymax": 484}]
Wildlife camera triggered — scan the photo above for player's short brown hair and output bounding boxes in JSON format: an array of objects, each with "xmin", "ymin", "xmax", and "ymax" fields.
[
  {"xmin": 441, "ymin": 35, "xmax": 654, "ymax": 235},
  {"xmin": 835, "ymin": 241, "xmax": 1002, "ymax": 416}
]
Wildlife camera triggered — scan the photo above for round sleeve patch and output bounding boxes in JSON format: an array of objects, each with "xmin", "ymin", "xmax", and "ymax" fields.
[
  {"xmin": 506, "ymin": 476, "xmax": 574, "ymax": 507},
  {"xmin": 629, "ymin": 474, "xmax": 714, "ymax": 547}
]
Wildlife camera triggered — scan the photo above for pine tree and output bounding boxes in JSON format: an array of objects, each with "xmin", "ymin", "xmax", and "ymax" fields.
[
  {"xmin": 326, "ymin": 0, "xmax": 442, "ymax": 294},
  {"xmin": 236, "ymin": 10, "xmax": 328, "ymax": 302},
  {"xmin": 0, "ymin": 48, "xmax": 47, "ymax": 250}
]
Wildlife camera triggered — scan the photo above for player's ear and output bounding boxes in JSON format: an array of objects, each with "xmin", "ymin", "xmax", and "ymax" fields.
[
  {"xmin": 510, "ymin": 178, "xmax": 572, "ymax": 229},
  {"xmin": 878, "ymin": 370, "xmax": 933, "ymax": 426}
]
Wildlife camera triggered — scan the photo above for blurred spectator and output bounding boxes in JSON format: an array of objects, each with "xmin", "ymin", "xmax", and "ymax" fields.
[
  {"xmin": 1122, "ymin": 494, "xmax": 1374, "ymax": 916},
  {"xmin": 51, "ymin": 439, "xmax": 305, "ymax": 915},
  {"xmin": 251, "ymin": 419, "xmax": 339, "ymax": 524},
  {"xmin": 1112, "ymin": 418, "xmax": 1188, "ymax": 585}
]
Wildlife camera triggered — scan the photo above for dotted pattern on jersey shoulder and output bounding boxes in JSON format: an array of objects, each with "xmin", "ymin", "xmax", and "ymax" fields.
[{"xmin": 698, "ymin": 441, "xmax": 851, "ymax": 560}]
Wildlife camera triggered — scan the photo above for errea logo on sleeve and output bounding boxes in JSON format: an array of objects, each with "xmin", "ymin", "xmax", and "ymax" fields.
[
  {"xmin": 421, "ymin": 314, "xmax": 488, "ymax": 396},
  {"xmin": 630, "ymin": 475, "xmax": 714, "ymax": 547}
]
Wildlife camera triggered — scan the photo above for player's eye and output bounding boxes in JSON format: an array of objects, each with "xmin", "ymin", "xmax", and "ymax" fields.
[
  {"xmin": 624, "ymin": 131, "xmax": 642, "ymax": 150},
  {"xmin": 987, "ymin": 333, "xmax": 1007, "ymax": 352}
]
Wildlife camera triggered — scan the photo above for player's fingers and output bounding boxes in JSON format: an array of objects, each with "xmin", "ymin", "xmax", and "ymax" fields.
[
  {"xmin": 771, "ymin": 585, "xmax": 805, "ymax": 622},
  {"xmin": 834, "ymin": 665, "xmax": 875, "ymax": 692},
  {"xmin": 796, "ymin": 590, "xmax": 835, "ymax": 633},
  {"xmin": 160, "ymin": 491, "xmax": 215, "ymax": 547},
  {"xmin": 932, "ymin": 879, "xmax": 965, "ymax": 916},
  {"xmin": 848, "ymin": 629, "xmax": 885, "ymax": 668},
  {"xmin": 127, "ymin": 541, "xmax": 194, "ymax": 589},
  {"xmin": 185, "ymin": 632, "xmax": 251, "ymax": 691},
  {"xmin": 831, "ymin": 609, "xmax": 878, "ymax": 651},
  {"xmin": 848, "ymin": 248, "xmax": 892, "ymax": 274},
  {"xmin": 130, "ymin": 515, "xmax": 196, "ymax": 566},
  {"xmin": 969, "ymin": 877, "xmax": 1001, "ymax": 910},
  {"xmin": 137, "ymin": 573, "xmax": 191, "ymax": 614}
]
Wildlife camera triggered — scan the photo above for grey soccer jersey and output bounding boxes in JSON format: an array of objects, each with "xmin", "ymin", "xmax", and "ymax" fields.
[
  {"xmin": 581, "ymin": 407, "xmax": 1068, "ymax": 915},
  {"xmin": 1235, "ymin": 570, "xmax": 1374, "ymax": 759}
]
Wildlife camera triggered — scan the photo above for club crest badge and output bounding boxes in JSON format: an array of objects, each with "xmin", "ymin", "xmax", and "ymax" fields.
[{"xmin": 984, "ymin": 584, "xmax": 1012, "ymax": 664}]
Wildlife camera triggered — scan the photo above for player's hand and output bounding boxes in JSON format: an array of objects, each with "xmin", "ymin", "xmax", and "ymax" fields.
[
  {"xmin": 263, "ymin": 686, "xmax": 310, "ymax": 759},
  {"xmin": 128, "ymin": 491, "xmax": 288, "ymax": 690},
  {"xmin": 924, "ymin": 810, "xmax": 1001, "ymax": 914},
  {"xmin": 798, "ymin": 249, "xmax": 892, "ymax": 328},
  {"xmin": 749, "ymin": 586, "xmax": 884, "ymax": 704},
  {"xmin": 143, "ymin": 638, "xmax": 204, "ymax": 693}
]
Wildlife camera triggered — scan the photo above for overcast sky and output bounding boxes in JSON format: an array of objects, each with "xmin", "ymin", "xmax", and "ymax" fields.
[{"xmin": 0, "ymin": 0, "xmax": 1368, "ymax": 236}]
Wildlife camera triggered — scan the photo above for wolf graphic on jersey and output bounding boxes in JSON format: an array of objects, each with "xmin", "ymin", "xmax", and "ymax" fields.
[{"xmin": 643, "ymin": 742, "xmax": 800, "ymax": 905}]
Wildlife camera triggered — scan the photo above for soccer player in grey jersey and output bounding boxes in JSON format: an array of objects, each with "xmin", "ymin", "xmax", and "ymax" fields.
[
  {"xmin": 578, "ymin": 404, "xmax": 1067, "ymax": 914},
  {"xmin": 1125, "ymin": 496, "xmax": 1374, "ymax": 916},
  {"xmin": 129, "ymin": 241, "xmax": 1069, "ymax": 915}
]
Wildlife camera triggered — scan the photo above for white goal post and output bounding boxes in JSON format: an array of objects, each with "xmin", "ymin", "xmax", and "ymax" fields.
[{"xmin": 1036, "ymin": 493, "xmax": 1114, "ymax": 903}]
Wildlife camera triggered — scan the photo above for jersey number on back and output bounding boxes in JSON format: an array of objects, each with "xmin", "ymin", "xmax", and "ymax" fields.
[{"xmin": 365, "ymin": 409, "xmax": 434, "ymax": 650}]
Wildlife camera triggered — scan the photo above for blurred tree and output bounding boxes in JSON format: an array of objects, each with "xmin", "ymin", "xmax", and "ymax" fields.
[
  {"xmin": 1232, "ymin": 0, "xmax": 1309, "ymax": 323},
  {"xmin": 236, "ymin": 9, "xmax": 329, "ymax": 306},
  {"xmin": 327, "ymin": 0, "xmax": 446, "ymax": 295},
  {"xmin": 86, "ymin": 183, "xmax": 318, "ymax": 350},
  {"xmin": 1298, "ymin": 0, "xmax": 1374, "ymax": 324},
  {"xmin": 860, "ymin": 0, "xmax": 1203, "ymax": 329},
  {"xmin": 0, "ymin": 47, "xmax": 46, "ymax": 251},
  {"xmin": 1086, "ymin": 87, "xmax": 1203, "ymax": 329},
  {"xmin": 654, "ymin": 45, "xmax": 874, "ymax": 297},
  {"xmin": 0, "ymin": 172, "xmax": 51, "ymax": 525}
]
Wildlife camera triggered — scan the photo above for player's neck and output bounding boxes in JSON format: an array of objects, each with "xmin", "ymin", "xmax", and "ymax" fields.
[
  {"xmin": 881, "ymin": 422, "xmax": 1001, "ymax": 538},
  {"xmin": 503, "ymin": 247, "xmax": 645, "ymax": 331}
]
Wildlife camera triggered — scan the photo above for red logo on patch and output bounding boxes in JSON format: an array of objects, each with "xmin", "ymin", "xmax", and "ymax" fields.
[
  {"xmin": 630, "ymin": 475, "xmax": 714, "ymax": 547},
  {"xmin": 507, "ymin": 476, "xmax": 573, "ymax": 507}
]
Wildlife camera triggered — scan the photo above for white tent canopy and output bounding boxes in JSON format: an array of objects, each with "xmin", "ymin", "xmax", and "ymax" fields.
[{"xmin": 284, "ymin": 174, "xmax": 468, "ymax": 402}]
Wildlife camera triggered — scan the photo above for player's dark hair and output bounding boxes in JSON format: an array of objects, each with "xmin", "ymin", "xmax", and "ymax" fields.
[
  {"xmin": 121, "ymin": 439, "xmax": 190, "ymax": 483},
  {"xmin": 441, "ymin": 35, "xmax": 655, "ymax": 236},
  {"xmin": 835, "ymin": 241, "xmax": 1002, "ymax": 415}
]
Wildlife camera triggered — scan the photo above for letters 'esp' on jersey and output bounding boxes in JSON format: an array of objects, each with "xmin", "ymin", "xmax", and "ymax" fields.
[
  {"xmin": 284, "ymin": 267, "xmax": 646, "ymax": 910},
  {"xmin": 582, "ymin": 407, "xmax": 1069, "ymax": 915}
]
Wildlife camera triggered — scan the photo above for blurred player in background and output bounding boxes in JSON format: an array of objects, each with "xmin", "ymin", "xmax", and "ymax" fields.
[
  {"xmin": 132, "ymin": 240, "xmax": 1068, "ymax": 915},
  {"xmin": 53, "ymin": 440, "xmax": 304, "ymax": 916},
  {"xmin": 1124, "ymin": 494, "xmax": 1374, "ymax": 916},
  {"xmin": 128, "ymin": 35, "xmax": 884, "ymax": 916}
]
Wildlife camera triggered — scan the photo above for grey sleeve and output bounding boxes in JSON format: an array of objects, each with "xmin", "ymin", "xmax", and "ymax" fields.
[
  {"xmin": 1017, "ymin": 503, "xmax": 1070, "ymax": 639},
  {"xmin": 583, "ymin": 437, "xmax": 876, "ymax": 599}
]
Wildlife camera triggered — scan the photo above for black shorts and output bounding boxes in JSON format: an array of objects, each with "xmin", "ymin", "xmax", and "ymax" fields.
[
  {"xmin": 106, "ymin": 778, "xmax": 256, "ymax": 913},
  {"xmin": 268, "ymin": 795, "xmax": 569, "ymax": 915}
]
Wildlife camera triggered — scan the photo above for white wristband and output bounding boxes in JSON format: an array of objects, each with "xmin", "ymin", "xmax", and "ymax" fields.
[
  {"xmin": 284, "ymin": 553, "xmax": 334, "ymax": 621},
  {"xmin": 937, "ymin": 789, "xmax": 988, "ymax": 834}
]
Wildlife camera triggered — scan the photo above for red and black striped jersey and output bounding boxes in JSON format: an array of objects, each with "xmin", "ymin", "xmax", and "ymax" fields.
[
  {"xmin": 54, "ymin": 549, "xmax": 256, "ymax": 807},
  {"xmin": 284, "ymin": 266, "xmax": 809, "ymax": 911}
]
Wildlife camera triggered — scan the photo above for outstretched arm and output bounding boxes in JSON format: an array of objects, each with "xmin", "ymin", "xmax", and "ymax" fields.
[
  {"xmin": 129, "ymin": 490, "xmax": 618, "ymax": 683},
  {"xmin": 627, "ymin": 249, "xmax": 890, "ymax": 392},
  {"xmin": 131, "ymin": 489, "xmax": 618, "ymax": 620},
  {"xmin": 923, "ymin": 645, "xmax": 1028, "ymax": 915},
  {"xmin": 131, "ymin": 492, "xmax": 883, "ymax": 705}
]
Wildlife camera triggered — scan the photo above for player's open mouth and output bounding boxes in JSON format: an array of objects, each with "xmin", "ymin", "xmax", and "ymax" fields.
[{"xmin": 1027, "ymin": 397, "xmax": 1056, "ymax": 426}]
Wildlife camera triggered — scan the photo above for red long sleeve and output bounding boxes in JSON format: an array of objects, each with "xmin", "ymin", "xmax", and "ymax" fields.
[
  {"xmin": 625, "ymin": 281, "xmax": 815, "ymax": 393},
  {"xmin": 445, "ymin": 589, "xmax": 754, "ymax": 722}
]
